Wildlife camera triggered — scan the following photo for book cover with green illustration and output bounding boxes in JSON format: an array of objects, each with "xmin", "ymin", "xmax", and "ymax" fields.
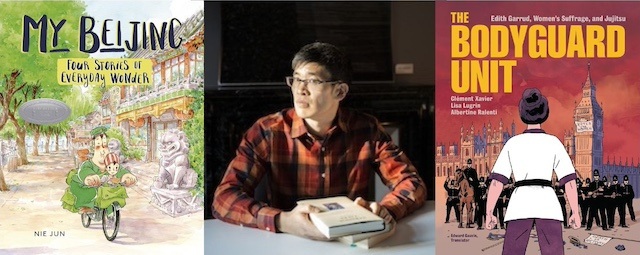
[{"xmin": 0, "ymin": 1, "xmax": 204, "ymax": 254}]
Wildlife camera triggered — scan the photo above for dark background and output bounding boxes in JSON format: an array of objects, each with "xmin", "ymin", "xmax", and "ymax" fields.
[
  {"xmin": 219, "ymin": 2, "xmax": 394, "ymax": 85},
  {"xmin": 204, "ymin": 2, "xmax": 435, "ymax": 219}
]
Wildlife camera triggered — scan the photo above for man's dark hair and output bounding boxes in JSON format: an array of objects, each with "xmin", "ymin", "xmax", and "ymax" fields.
[{"xmin": 291, "ymin": 42, "xmax": 352, "ymax": 84}]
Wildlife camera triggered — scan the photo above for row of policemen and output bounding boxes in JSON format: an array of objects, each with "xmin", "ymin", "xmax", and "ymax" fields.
[
  {"xmin": 443, "ymin": 174, "xmax": 513, "ymax": 229},
  {"xmin": 581, "ymin": 169, "xmax": 636, "ymax": 231},
  {"xmin": 443, "ymin": 159, "xmax": 515, "ymax": 229},
  {"xmin": 445, "ymin": 163, "xmax": 636, "ymax": 231}
]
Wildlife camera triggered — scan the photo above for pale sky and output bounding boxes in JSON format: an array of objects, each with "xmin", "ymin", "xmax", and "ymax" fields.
[{"xmin": 83, "ymin": 0, "xmax": 203, "ymax": 58}]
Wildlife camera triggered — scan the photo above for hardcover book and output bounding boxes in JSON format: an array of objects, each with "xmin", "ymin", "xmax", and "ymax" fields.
[
  {"xmin": 337, "ymin": 219, "xmax": 395, "ymax": 249},
  {"xmin": 436, "ymin": 1, "xmax": 640, "ymax": 254},
  {"xmin": 297, "ymin": 196, "xmax": 385, "ymax": 239},
  {"xmin": 0, "ymin": 1, "xmax": 205, "ymax": 253}
]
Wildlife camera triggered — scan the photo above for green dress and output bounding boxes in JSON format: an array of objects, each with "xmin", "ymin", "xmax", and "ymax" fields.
[{"xmin": 68, "ymin": 160, "xmax": 130, "ymax": 209}]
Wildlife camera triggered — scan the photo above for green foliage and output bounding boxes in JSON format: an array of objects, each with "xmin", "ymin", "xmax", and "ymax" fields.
[
  {"xmin": 105, "ymin": 127, "xmax": 143, "ymax": 161},
  {"xmin": 129, "ymin": 135, "xmax": 143, "ymax": 146},
  {"xmin": 0, "ymin": 1, "xmax": 88, "ymax": 85},
  {"xmin": 183, "ymin": 89, "xmax": 204, "ymax": 196},
  {"xmin": 128, "ymin": 147, "xmax": 145, "ymax": 161},
  {"xmin": 0, "ymin": 1, "xmax": 89, "ymax": 137},
  {"xmin": 64, "ymin": 86, "xmax": 99, "ymax": 122},
  {"xmin": 0, "ymin": 124, "xmax": 17, "ymax": 140},
  {"xmin": 0, "ymin": 1, "xmax": 88, "ymax": 108}
]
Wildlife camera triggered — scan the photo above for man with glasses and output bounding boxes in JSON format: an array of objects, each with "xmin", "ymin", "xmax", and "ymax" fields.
[{"xmin": 213, "ymin": 42, "xmax": 426, "ymax": 240}]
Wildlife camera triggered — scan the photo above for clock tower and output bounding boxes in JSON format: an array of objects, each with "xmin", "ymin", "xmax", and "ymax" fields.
[{"xmin": 573, "ymin": 63, "xmax": 604, "ymax": 179}]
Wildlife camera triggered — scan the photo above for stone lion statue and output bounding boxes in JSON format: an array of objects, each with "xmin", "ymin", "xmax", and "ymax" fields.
[
  {"xmin": 108, "ymin": 138, "xmax": 126, "ymax": 164},
  {"xmin": 153, "ymin": 129, "xmax": 197, "ymax": 190}
]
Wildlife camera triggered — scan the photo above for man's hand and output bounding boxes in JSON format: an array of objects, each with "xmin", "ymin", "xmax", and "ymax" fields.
[
  {"xmin": 485, "ymin": 213, "xmax": 498, "ymax": 230},
  {"xmin": 354, "ymin": 197, "xmax": 395, "ymax": 225},
  {"xmin": 121, "ymin": 173, "xmax": 137, "ymax": 187},
  {"xmin": 84, "ymin": 175, "xmax": 101, "ymax": 187},
  {"xmin": 276, "ymin": 204, "xmax": 330, "ymax": 241}
]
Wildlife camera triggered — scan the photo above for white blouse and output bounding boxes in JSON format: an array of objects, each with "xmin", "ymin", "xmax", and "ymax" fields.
[{"xmin": 491, "ymin": 132, "xmax": 575, "ymax": 221}]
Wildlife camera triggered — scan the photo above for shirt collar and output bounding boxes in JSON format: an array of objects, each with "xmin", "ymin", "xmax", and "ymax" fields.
[
  {"xmin": 290, "ymin": 110, "xmax": 307, "ymax": 139},
  {"xmin": 290, "ymin": 108, "xmax": 348, "ymax": 139},
  {"xmin": 523, "ymin": 128, "xmax": 546, "ymax": 134}
]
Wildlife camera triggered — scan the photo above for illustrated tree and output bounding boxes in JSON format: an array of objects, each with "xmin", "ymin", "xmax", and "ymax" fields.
[
  {"xmin": 0, "ymin": 2, "xmax": 88, "ymax": 190},
  {"xmin": 60, "ymin": 85, "xmax": 99, "ymax": 155},
  {"xmin": 0, "ymin": 71, "xmax": 27, "ymax": 134},
  {"xmin": 183, "ymin": 88, "xmax": 204, "ymax": 197},
  {"xmin": 0, "ymin": 1, "xmax": 88, "ymax": 167},
  {"xmin": 42, "ymin": 126, "xmax": 52, "ymax": 154},
  {"xmin": 50, "ymin": 124, "xmax": 69, "ymax": 152},
  {"xmin": 0, "ymin": 73, "xmax": 25, "ymax": 190},
  {"xmin": 0, "ymin": 120, "xmax": 18, "ymax": 191},
  {"xmin": 26, "ymin": 77, "xmax": 79, "ymax": 156},
  {"xmin": 8, "ymin": 83, "xmax": 42, "ymax": 163}
]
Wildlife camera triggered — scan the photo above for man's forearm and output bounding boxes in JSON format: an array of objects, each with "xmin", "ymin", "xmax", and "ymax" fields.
[
  {"xmin": 212, "ymin": 162, "xmax": 281, "ymax": 233},
  {"xmin": 213, "ymin": 183, "xmax": 282, "ymax": 232},
  {"xmin": 380, "ymin": 173, "xmax": 426, "ymax": 220}
]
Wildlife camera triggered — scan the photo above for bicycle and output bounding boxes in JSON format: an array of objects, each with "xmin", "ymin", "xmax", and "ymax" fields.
[{"xmin": 80, "ymin": 180, "xmax": 128, "ymax": 241}]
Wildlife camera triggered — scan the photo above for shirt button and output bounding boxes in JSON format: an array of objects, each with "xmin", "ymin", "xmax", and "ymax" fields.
[{"xmin": 322, "ymin": 173, "xmax": 326, "ymax": 178}]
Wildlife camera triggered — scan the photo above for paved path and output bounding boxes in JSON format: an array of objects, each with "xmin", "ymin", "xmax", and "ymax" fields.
[
  {"xmin": 0, "ymin": 151, "xmax": 203, "ymax": 255},
  {"xmin": 434, "ymin": 176, "xmax": 640, "ymax": 254}
]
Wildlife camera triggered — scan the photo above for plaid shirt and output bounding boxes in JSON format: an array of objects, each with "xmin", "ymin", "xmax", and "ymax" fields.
[{"xmin": 212, "ymin": 108, "xmax": 426, "ymax": 233}]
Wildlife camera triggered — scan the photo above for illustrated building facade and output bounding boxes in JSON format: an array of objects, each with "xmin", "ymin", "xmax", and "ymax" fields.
[{"xmin": 111, "ymin": 10, "xmax": 204, "ymax": 161}]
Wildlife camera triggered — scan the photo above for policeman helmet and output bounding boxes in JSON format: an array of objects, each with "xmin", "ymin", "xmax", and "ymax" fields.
[
  {"xmin": 613, "ymin": 175, "xmax": 618, "ymax": 182},
  {"xmin": 467, "ymin": 158, "xmax": 472, "ymax": 164},
  {"xmin": 577, "ymin": 178, "xmax": 583, "ymax": 184},
  {"xmin": 456, "ymin": 168, "xmax": 462, "ymax": 173},
  {"xmin": 624, "ymin": 175, "xmax": 629, "ymax": 181},
  {"xmin": 603, "ymin": 176, "xmax": 608, "ymax": 182},
  {"xmin": 593, "ymin": 169, "xmax": 600, "ymax": 176},
  {"xmin": 479, "ymin": 177, "xmax": 485, "ymax": 182},
  {"xmin": 449, "ymin": 180, "xmax": 455, "ymax": 185},
  {"xmin": 585, "ymin": 178, "xmax": 591, "ymax": 183}
]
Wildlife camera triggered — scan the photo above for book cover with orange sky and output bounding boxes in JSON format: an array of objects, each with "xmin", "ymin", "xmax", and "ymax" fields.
[{"xmin": 435, "ymin": 2, "xmax": 640, "ymax": 254}]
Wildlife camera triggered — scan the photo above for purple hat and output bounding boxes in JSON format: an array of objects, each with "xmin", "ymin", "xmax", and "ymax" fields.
[{"xmin": 519, "ymin": 88, "xmax": 549, "ymax": 124}]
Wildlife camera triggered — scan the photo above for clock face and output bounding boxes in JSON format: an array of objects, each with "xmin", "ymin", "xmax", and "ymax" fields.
[{"xmin": 575, "ymin": 120, "xmax": 594, "ymax": 133}]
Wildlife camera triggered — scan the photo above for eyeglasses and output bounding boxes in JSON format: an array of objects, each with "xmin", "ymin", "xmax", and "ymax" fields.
[{"xmin": 285, "ymin": 76, "xmax": 341, "ymax": 91}]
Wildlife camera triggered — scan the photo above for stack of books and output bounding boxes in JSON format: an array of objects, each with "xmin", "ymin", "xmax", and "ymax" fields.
[{"xmin": 297, "ymin": 196, "xmax": 394, "ymax": 249}]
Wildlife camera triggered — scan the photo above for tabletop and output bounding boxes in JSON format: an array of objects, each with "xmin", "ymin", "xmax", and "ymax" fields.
[{"xmin": 205, "ymin": 201, "xmax": 435, "ymax": 255}]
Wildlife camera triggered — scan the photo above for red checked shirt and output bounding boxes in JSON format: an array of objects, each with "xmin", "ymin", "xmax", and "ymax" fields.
[{"xmin": 212, "ymin": 108, "xmax": 426, "ymax": 233}]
